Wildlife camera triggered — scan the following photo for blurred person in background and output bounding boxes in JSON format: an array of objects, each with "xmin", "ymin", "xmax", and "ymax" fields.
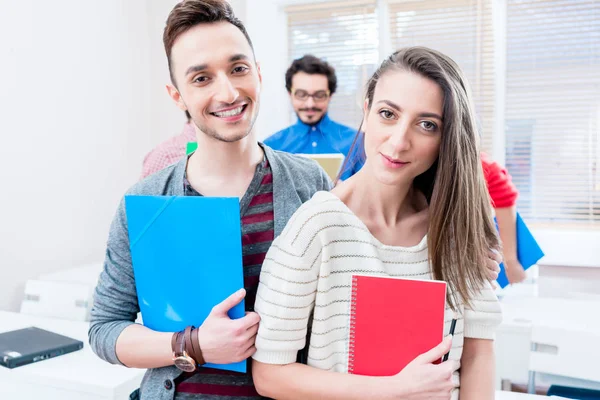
[
  {"xmin": 481, "ymin": 152, "xmax": 526, "ymax": 284},
  {"xmin": 140, "ymin": 112, "xmax": 194, "ymax": 179},
  {"xmin": 264, "ymin": 55, "xmax": 360, "ymax": 179}
]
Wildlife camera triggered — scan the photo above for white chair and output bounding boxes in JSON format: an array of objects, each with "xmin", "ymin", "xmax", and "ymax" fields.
[
  {"xmin": 29, "ymin": 263, "xmax": 144, "ymax": 324},
  {"xmin": 20, "ymin": 279, "xmax": 93, "ymax": 321}
]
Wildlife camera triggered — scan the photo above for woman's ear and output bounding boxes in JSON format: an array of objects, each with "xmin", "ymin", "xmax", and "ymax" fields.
[{"xmin": 361, "ymin": 99, "xmax": 370, "ymax": 129}]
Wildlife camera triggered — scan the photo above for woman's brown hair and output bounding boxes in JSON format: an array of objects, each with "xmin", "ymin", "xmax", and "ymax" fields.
[{"xmin": 341, "ymin": 47, "xmax": 499, "ymax": 309}]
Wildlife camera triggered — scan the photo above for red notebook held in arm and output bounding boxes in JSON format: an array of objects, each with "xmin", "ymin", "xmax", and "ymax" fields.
[{"xmin": 348, "ymin": 275, "xmax": 447, "ymax": 376}]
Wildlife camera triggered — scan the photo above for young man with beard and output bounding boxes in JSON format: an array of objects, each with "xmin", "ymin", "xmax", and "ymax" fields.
[
  {"xmin": 88, "ymin": 1, "xmax": 330, "ymax": 399},
  {"xmin": 264, "ymin": 55, "xmax": 361, "ymax": 179}
]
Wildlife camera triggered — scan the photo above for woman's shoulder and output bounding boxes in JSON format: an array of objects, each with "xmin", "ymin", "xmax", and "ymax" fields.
[
  {"xmin": 292, "ymin": 191, "xmax": 356, "ymax": 223},
  {"xmin": 278, "ymin": 191, "xmax": 362, "ymax": 246},
  {"xmin": 307, "ymin": 190, "xmax": 344, "ymax": 206}
]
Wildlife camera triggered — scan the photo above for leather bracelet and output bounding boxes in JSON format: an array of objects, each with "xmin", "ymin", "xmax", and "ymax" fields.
[
  {"xmin": 183, "ymin": 326, "xmax": 196, "ymax": 362},
  {"xmin": 190, "ymin": 327, "xmax": 205, "ymax": 365},
  {"xmin": 171, "ymin": 331, "xmax": 178, "ymax": 354},
  {"xmin": 185, "ymin": 326, "xmax": 200, "ymax": 365},
  {"xmin": 172, "ymin": 330, "xmax": 184, "ymax": 354}
]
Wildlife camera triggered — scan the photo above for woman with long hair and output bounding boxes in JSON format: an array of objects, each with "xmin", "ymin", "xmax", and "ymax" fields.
[{"xmin": 251, "ymin": 47, "xmax": 502, "ymax": 400}]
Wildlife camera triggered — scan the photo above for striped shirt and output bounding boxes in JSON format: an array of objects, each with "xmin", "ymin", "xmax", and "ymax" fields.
[
  {"xmin": 253, "ymin": 191, "xmax": 502, "ymax": 400},
  {"xmin": 175, "ymin": 157, "xmax": 273, "ymax": 399}
]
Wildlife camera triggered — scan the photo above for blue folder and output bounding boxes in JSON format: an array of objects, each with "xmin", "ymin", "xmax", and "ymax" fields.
[
  {"xmin": 496, "ymin": 212, "xmax": 545, "ymax": 288},
  {"xmin": 125, "ymin": 195, "xmax": 246, "ymax": 373}
]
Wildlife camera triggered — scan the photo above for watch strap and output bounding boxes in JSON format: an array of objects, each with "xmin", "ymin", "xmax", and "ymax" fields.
[
  {"xmin": 172, "ymin": 330, "xmax": 186, "ymax": 357},
  {"xmin": 190, "ymin": 327, "xmax": 205, "ymax": 365},
  {"xmin": 183, "ymin": 326, "xmax": 196, "ymax": 362},
  {"xmin": 171, "ymin": 331, "xmax": 178, "ymax": 354}
]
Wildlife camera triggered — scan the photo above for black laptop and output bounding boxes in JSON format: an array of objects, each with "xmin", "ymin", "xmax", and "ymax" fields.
[{"xmin": 0, "ymin": 326, "xmax": 83, "ymax": 369}]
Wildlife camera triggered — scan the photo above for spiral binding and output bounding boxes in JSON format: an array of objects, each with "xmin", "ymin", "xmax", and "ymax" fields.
[{"xmin": 348, "ymin": 275, "xmax": 359, "ymax": 374}]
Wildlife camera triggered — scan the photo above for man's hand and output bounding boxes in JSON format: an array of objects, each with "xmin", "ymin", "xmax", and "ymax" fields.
[
  {"xmin": 485, "ymin": 250, "xmax": 502, "ymax": 281},
  {"xmin": 196, "ymin": 289, "xmax": 260, "ymax": 364}
]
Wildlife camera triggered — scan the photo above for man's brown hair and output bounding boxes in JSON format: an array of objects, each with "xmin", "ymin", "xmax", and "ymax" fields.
[{"xmin": 163, "ymin": 0, "xmax": 254, "ymax": 86}]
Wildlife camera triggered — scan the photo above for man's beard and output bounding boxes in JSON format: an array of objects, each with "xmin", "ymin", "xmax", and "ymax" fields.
[{"xmin": 297, "ymin": 107, "xmax": 325, "ymax": 126}]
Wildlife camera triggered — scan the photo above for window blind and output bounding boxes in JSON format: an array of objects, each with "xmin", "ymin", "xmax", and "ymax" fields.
[
  {"xmin": 388, "ymin": 0, "xmax": 496, "ymax": 154},
  {"xmin": 285, "ymin": 0, "xmax": 599, "ymax": 226},
  {"xmin": 505, "ymin": 0, "xmax": 600, "ymax": 224},
  {"xmin": 286, "ymin": 1, "xmax": 379, "ymax": 129}
]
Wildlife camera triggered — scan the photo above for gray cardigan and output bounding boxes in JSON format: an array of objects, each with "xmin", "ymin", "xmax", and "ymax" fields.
[{"xmin": 89, "ymin": 145, "xmax": 332, "ymax": 400}]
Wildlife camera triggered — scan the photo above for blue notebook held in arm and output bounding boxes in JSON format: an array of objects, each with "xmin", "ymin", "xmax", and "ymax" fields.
[
  {"xmin": 124, "ymin": 195, "xmax": 246, "ymax": 373},
  {"xmin": 496, "ymin": 212, "xmax": 545, "ymax": 288}
]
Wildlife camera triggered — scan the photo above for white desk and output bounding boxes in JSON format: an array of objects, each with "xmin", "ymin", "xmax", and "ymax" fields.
[
  {"xmin": 501, "ymin": 296, "xmax": 600, "ymax": 333},
  {"xmin": 0, "ymin": 311, "xmax": 144, "ymax": 400},
  {"xmin": 0, "ymin": 312, "xmax": 565, "ymax": 400}
]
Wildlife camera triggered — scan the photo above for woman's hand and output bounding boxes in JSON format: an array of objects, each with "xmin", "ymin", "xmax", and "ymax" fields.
[{"xmin": 389, "ymin": 336, "xmax": 459, "ymax": 399}]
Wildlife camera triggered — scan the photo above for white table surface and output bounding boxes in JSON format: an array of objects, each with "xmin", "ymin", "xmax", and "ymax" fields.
[
  {"xmin": 0, "ymin": 311, "xmax": 144, "ymax": 400},
  {"xmin": 501, "ymin": 295, "xmax": 600, "ymax": 333}
]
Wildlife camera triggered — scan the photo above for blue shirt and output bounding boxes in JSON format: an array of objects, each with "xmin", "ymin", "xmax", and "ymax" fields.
[{"xmin": 264, "ymin": 114, "xmax": 361, "ymax": 179}]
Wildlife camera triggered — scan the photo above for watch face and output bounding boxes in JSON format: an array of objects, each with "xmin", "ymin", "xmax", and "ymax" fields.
[{"xmin": 174, "ymin": 356, "xmax": 196, "ymax": 372}]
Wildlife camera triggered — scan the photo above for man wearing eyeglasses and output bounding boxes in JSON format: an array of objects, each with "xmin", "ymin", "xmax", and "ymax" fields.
[{"xmin": 264, "ymin": 55, "xmax": 359, "ymax": 180}]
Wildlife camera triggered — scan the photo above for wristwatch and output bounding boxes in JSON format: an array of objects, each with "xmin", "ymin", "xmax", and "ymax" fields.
[{"xmin": 172, "ymin": 326, "xmax": 197, "ymax": 372}]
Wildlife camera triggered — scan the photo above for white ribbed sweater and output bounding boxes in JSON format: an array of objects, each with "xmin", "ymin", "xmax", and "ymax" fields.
[{"xmin": 253, "ymin": 191, "xmax": 502, "ymax": 395}]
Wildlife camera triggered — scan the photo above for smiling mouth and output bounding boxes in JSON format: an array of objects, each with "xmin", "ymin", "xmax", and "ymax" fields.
[
  {"xmin": 210, "ymin": 104, "xmax": 247, "ymax": 118},
  {"xmin": 383, "ymin": 154, "xmax": 407, "ymax": 163},
  {"xmin": 381, "ymin": 153, "xmax": 410, "ymax": 167}
]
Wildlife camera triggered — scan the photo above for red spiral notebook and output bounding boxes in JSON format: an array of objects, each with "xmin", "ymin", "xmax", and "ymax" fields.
[{"xmin": 348, "ymin": 275, "xmax": 447, "ymax": 376}]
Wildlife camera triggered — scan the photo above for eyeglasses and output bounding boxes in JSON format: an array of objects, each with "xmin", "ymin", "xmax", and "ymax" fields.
[{"xmin": 292, "ymin": 88, "xmax": 330, "ymax": 102}]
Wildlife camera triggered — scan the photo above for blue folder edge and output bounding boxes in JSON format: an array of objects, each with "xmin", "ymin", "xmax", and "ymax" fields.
[
  {"xmin": 496, "ymin": 212, "xmax": 545, "ymax": 288},
  {"xmin": 125, "ymin": 195, "xmax": 247, "ymax": 373}
]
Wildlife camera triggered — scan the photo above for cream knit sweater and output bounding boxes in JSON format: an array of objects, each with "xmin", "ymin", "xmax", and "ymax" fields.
[{"xmin": 253, "ymin": 191, "xmax": 502, "ymax": 396}]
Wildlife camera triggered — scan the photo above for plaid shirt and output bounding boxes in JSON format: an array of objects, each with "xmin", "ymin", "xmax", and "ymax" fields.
[{"xmin": 141, "ymin": 122, "xmax": 196, "ymax": 179}]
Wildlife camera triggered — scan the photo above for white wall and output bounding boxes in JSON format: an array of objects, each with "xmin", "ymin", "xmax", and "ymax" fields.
[
  {"xmin": 146, "ymin": 0, "xmax": 186, "ymax": 140},
  {"xmin": 243, "ymin": 0, "xmax": 292, "ymax": 139},
  {"xmin": 0, "ymin": 0, "xmax": 182, "ymax": 311}
]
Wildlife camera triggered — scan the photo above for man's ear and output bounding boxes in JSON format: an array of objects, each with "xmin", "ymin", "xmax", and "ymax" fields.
[
  {"xmin": 256, "ymin": 61, "xmax": 262, "ymax": 85},
  {"xmin": 166, "ymin": 84, "xmax": 188, "ymax": 113}
]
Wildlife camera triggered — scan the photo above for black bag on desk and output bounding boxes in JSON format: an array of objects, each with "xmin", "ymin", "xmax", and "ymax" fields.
[{"xmin": 0, "ymin": 326, "xmax": 83, "ymax": 368}]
